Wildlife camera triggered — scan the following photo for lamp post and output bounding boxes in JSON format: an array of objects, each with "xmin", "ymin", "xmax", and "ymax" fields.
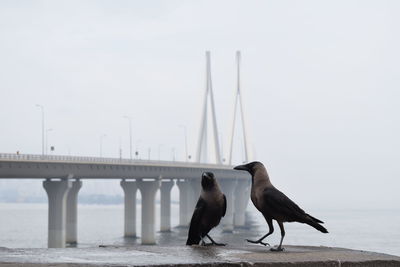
[
  {"xmin": 158, "ymin": 144, "xmax": 163, "ymax": 161},
  {"xmin": 123, "ymin": 116, "xmax": 133, "ymax": 160},
  {"xmin": 135, "ymin": 139, "xmax": 141, "ymax": 159},
  {"xmin": 35, "ymin": 104, "xmax": 44, "ymax": 156},
  {"xmin": 118, "ymin": 137, "xmax": 122, "ymax": 160},
  {"xmin": 100, "ymin": 134, "xmax": 107, "ymax": 157},
  {"xmin": 219, "ymin": 131, "xmax": 224, "ymax": 164},
  {"xmin": 46, "ymin": 128, "xmax": 53, "ymax": 155},
  {"xmin": 178, "ymin": 125, "xmax": 188, "ymax": 162},
  {"xmin": 171, "ymin": 147, "xmax": 176, "ymax": 162}
]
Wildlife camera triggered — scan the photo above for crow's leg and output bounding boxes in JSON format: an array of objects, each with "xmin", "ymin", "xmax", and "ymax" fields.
[
  {"xmin": 206, "ymin": 234, "xmax": 226, "ymax": 246},
  {"xmin": 271, "ymin": 221, "xmax": 285, "ymax": 252},
  {"xmin": 200, "ymin": 235, "xmax": 209, "ymax": 246},
  {"xmin": 247, "ymin": 218, "xmax": 273, "ymax": 246}
]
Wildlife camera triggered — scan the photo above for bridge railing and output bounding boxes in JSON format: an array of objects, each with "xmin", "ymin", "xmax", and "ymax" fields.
[{"xmin": 0, "ymin": 153, "xmax": 232, "ymax": 168}]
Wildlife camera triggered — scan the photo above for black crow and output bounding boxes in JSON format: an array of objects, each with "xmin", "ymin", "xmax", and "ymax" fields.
[
  {"xmin": 234, "ymin": 161, "xmax": 328, "ymax": 251},
  {"xmin": 186, "ymin": 172, "xmax": 227, "ymax": 246}
]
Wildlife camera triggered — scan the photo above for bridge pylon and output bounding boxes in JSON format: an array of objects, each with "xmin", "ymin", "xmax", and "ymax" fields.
[
  {"xmin": 196, "ymin": 51, "xmax": 222, "ymax": 164},
  {"xmin": 228, "ymin": 51, "xmax": 251, "ymax": 165}
]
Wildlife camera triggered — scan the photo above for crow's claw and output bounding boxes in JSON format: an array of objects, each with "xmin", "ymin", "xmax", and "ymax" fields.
[
  {"xmin": 270, "ymin": 246, "xmax": 284, "ymax": 252},
  {"xmin": 204, "ymin": 242, "xmax": 226, "ymax": 246},
  {"xmin": 246, "ymin": 239, "xmax": 270, "ymax": 246}
]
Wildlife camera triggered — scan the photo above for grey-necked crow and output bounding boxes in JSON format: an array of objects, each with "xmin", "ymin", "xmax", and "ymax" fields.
[
  {"xmin": 234, "ymin": 161, "xmax": 328, "ymax": 251},
  {"xmin": 186, "ymin": 172, "xmax": 227, "ymax": 246}
]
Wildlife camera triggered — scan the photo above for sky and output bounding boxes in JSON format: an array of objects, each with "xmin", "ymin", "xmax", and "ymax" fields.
[{"xmin": 0, "ymin": 0, "xmax": 399, "ymax": 209}]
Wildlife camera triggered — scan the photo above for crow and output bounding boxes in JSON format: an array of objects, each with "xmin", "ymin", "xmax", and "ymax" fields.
[
  {"xmin": 234, "ymin": 161, "xmax": 328, "ymax": 251},
  {"xmin": 186, "ymin": 172, "xmax": 227, "ymax": 246}
]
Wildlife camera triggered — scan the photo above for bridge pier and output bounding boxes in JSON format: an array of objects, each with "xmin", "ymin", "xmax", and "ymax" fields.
[
  {"xmin": 189, "ymin": 179, "xmax": 201, "ymax": 212},
  {"xmin": 234, "ymin": 179, "xmax": 250, "ymax": 227},
  {"xmin": 219, "ymin": 179, "xmax": 237, "ymax": 232},
  {"xmin": 160, "ymin": 180, "xmax": 174, "ymax": 232},
  {"xmin": 66, "ymin": 179, "xmax": 82, "ymax": 244},
  {"xmin": 137, "ymin": 179, "xmax": 160, "ymax": 244},
  {"xmin": 43, "ymin": 179, "xmax": 72, "ymax": 248},
  {"xmin": 120, "ymin": 180, "xmax": 138, "ymax": 237},
  {"xmin": 177, "ymin": 179, "xmax": 191, "ymax": 227}
]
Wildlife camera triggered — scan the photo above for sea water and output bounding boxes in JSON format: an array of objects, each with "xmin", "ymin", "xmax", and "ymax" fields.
[{"xmin": 0, "ymin": 203, "xmax": 399, "ymax": 256}]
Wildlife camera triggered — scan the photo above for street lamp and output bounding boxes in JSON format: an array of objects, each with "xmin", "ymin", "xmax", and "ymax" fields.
[
  {"xmin": 171, "ymin": 147, "xmax": 176, "ymax": 162},
  {"xmin": 100, "ymin": 134, "xmax": 107, "ymax": 157},
  {"xmin": 46, "ymin": 128, "xmax": 53, "ymax": 155},
  {"xmin": 35, "ymin": 104, "xmax": 44, "ymax": 156},
  {"xmin": 135, "ymin": 139, "xmax": 141, "ymax": 159},
  {"xmin": 118, "ymin": 137, "xmax": 122, "ymax": 160},
  {"xmin": 178, "ymin": 125, "xmax": 188, "ymax": 162},
  {"xmin": 219, "ymin": 131, "xmax": 224, "ymax": 164},
  {"xmin": 123, "ymin": 116, "xmax": 133, "ymax": 160},
  {"xmin": 158, "ymin": 144, "xmax": 164, "ymax": 161}
]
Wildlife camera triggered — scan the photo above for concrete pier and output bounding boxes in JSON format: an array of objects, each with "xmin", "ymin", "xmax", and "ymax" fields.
[
  {"xmin": 137, "ymin": 179, "xmax": 161, "ymax": 244},
  {"xmin": 188, "ymin": 179, "xmax": 201, "ymax": 211},
  {"xmin": 234, "ymin": 179, "xmax": 250, "ymax": 227},
  {"xmin": 160, "ymin": 180, "xmax": 174, "ymax": 232},
  {"xmin": 66, "ymin": 180, "xmax": 82, "ymax": 244},
  {"xmin": 176, "ymin": 179, "xmax": 191, "ymax": 227},
  {"xmin": 219, "ymin": 179, "xmax": 237, "ymax": 232},
  {"xmin": 42, "ymin": 179, "xmax": 72, "ymax": 248},
  {"xmin": 120, "ymin": 180, "xmax": 138, "ymax": 237}
]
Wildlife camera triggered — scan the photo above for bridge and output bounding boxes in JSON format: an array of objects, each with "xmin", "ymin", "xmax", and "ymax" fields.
[{"xmin": 0, "ymin": 51, "xmax": 252, "ymax": 248}]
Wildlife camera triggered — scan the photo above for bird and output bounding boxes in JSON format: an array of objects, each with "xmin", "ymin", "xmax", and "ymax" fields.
[
  {"xmin": 234, "ymin": 161, "xmax": 328, "ymax": 251},
  {"xmin": 186, "ymin": 172, "xmax": 227, "ymax": 246}
]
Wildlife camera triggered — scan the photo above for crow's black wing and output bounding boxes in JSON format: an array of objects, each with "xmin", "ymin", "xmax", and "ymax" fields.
[
  {"xmin": 222, "ymin": 194, "xmax": 227, "ymax": 217},
  {"xmin": 263, "ymin": 187, "xmax": 308, "ymax": 222},
  {"xmin": 186, "ymin": 197, "xmax": 207, "ymax": 245}
]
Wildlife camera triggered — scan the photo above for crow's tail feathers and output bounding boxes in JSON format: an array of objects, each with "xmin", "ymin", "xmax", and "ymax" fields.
[
  {"xmin": 186, "ymin": 223, "xmax": 201, "ymax": 245},
  {"xmin": 306, "ymin": 214, "xmax": 324, "ymax": 224},
  {"xmin": 307, "ymin": 219, "xmax": 328, "ymax": 233},
  {"xmin": 186, "ymin": 232, "xmax": 201, "ymax": 245}
]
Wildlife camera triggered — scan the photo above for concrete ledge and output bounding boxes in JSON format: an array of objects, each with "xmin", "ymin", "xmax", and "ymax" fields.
[{"xmin": 1, "ymin": 245, "xmax": 399, "ymax": 266}]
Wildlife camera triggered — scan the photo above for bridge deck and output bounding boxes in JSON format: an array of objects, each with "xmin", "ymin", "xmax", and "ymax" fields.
[{"xmin": 0, "ymin": 153, "xmax": 250, "ymax": 180}]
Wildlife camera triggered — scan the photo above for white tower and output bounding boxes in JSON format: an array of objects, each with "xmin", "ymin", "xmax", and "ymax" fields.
[
  {"xmin": 228, "ymin": 51, "xmax": 250, "ymax": 165},
  {"xmin": 196, "ymin": 51, "xmax": 222, "ymax": 164}
]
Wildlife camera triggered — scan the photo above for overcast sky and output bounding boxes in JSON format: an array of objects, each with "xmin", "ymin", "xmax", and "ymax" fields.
[{"xmin": 0, "ymin": 0, "xmax": 399, "ymax": 209}]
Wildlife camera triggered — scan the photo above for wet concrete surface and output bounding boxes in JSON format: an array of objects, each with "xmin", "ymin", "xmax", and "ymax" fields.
[{"xmin": 1, "ymin": 244, "xmax": 400, "ymax": 267}]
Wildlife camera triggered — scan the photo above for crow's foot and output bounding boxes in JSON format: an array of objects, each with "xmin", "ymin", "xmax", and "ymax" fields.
[
  {"xmin": 205, "ymin": 234, "xmax": 226, "ymax": 246},
  {"xmin": 246, "ymin": 239, "xmax": 270, "ymax": 246},
  {"xmin": 270, "ymin": 246, "xmax": 284, "ymax": 252},
  {"xmin": 202, "ymin": 242, "xmax": 226, "ymax": 246}
]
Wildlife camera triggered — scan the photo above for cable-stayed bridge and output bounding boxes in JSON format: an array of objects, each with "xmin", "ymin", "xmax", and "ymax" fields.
[{"xmin": 0, "ymin": 51, "xmax": 252, "ymax": 248}]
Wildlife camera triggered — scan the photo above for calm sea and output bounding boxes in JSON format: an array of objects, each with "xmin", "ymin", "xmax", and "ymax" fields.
[{"xmin": 0, "ymin": 203, "xmax": 399, "ymax": 256}]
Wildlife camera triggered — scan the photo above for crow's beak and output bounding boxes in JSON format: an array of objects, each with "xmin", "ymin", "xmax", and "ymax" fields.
[
  {"xmin": 233, "ymin": 164, "xmax": 247, "ymax": 171},
  {"xmin": 202, "ymin": 172, "xmax": 212, "ymax": 179}
]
